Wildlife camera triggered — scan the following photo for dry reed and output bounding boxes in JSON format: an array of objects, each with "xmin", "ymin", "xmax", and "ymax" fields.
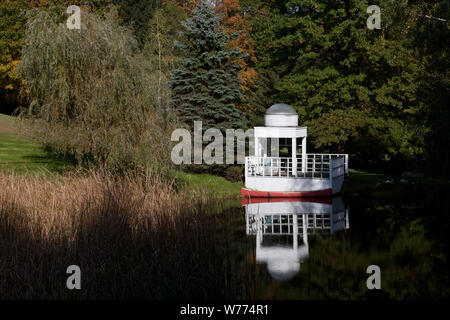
[{"xmin": 0, "ymin": 170, "xmax": 245, "ymax": 299}]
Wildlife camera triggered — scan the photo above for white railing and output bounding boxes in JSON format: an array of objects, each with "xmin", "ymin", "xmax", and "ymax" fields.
[
  {"xmin": 308, "ymin": 154, "xmax": 349, "ymax": 174},
  {"xmin": 245, "ymin": 154, "xmax": 348, "ymax": 179},
  {"xmin": 246, "ymin": 213, "xmax": 332, "ymax": 235}
]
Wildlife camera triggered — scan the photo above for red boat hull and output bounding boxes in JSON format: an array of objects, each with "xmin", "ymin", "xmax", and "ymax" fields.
[
  {"xmin": 241, "ymin": 197, "xmax": 332, "ymax": 205},
  {"xmin": 240, "ymin": 188, "xmax": 332, "ymax": 198}
]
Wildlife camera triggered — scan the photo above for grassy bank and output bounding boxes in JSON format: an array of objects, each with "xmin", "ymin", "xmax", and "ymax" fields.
[
  {"xmin": 175, "ymin": 171, "xmax": 242, "ymax": 198},
  {"xmin": 0, "ymin": 113, "xmax": 242, "ymax": 197},
  {"xmin": 0, "ymin": 113, "xmax": 72, "ymax": 174},
  {"xmin": 343, "ymin": 168, "xmax": 450, "ymax": 207}
]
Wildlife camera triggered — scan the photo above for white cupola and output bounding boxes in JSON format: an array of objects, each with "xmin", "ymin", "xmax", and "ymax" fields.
[{"xmin": 264, "ymin": 103, "xmax": 298, "ymax": 127}]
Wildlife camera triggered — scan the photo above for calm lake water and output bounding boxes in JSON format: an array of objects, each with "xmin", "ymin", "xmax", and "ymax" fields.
[{"xmin": 219, "ymin": 195, "xmax": 449, "ymax": 299}]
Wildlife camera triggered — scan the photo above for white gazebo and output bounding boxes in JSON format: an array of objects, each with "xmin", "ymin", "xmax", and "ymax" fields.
[{"xmin": 242, "ymin": 104, "xmax": 349, "ymax": 198}]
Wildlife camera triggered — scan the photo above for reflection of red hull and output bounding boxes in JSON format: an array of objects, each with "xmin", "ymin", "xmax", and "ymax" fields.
[
  {"xmin": 241, "ymin": 196, "xmax": 332, "ymax": 205},
  {"xmin": 240, "ymin": 188, "xmax": 332, "ymax": 198}
]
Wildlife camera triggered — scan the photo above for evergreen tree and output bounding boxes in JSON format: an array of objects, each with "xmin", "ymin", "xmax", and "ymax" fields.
[{"xmin": 170, "ymin": 0, "xmax": 245, "ymax": 130}]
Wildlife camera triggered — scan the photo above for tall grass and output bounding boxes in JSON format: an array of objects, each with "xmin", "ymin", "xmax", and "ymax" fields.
[{"xmin": 0, "ymin": 170, "xmax": 247, "ymax": 299}]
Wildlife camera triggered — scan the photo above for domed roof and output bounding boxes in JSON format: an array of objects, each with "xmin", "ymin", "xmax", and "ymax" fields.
[{"xmin": 266, "ymin": 104, "xmax": 297, "ymax": 115}]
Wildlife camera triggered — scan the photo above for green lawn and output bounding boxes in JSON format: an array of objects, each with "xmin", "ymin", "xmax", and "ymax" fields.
[
  {"xmin": 0, "ymin": 114, "xmax": 73, "ymax": 174},
  {"xmin": 343, "ymin": 168, "xmax": 393, "ymax": 193},
  {"xmin": 175, "ymin": 171, "xmax": 243, "ymax": 197}
]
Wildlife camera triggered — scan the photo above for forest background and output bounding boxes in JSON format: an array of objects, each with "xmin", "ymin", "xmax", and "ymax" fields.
[{"xmin": 0, "ymin": 0, "xmax": 448, "ymax": 178}]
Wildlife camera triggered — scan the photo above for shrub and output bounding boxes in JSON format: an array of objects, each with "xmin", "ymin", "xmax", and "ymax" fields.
[{"xmin": 224, "ymin": 165, "xmax": 243, "ymax": 182}]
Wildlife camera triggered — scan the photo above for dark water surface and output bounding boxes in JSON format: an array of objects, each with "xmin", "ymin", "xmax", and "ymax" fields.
[{"xmin": 220, "ymin": 194, "xmax": 449, "ymax": 299}]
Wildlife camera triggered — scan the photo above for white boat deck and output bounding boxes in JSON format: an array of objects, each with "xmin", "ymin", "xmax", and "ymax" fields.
[
  {"xmin": 245, "ymin": 154, "xmax": 348, "ymax": 179},
  {"xmin": 244, "ymin": 154, "xmax": 348, "ymax": 194}
]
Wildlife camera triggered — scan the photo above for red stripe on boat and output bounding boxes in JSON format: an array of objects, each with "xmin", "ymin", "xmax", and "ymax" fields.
[
  {"xmin": 240, "ymin": 188, "xmax": 332, "ymax": 198},
  {"xmin": 241, "ymin": 197, "xmax": 332, "ymax": 205}
]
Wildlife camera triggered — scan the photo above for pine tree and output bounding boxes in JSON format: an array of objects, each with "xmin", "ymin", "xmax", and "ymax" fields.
[{"xmin": 169, "ymin": 0, "xmax": 245, "ymax": 130}]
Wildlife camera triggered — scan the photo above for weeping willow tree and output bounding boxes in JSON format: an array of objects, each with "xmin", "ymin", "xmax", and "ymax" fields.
[
  {"xmin": 144, "ymin": 2, "xmax": 186, "ymax": 131},
  {"xmin": 18, "ymin": 7, "xmax": 176, "ymax": 173}
]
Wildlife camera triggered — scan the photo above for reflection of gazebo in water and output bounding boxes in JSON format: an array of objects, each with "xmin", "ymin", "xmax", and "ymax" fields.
[{"xmin": 244, "ymin": 197, "xmax": 349, "ymax": 281}]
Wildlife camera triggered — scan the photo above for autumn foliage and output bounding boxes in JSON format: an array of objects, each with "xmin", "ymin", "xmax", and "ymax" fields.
[{"xmin": 214, "ymin": 0, "xmax": 257, "ymax": 95}]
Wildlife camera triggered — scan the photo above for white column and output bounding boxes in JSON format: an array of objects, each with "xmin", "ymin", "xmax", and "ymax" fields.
[
  {"xmin": 346, "ymin": 208, "xmax": 350, "ymax": 229},
  {"xmin": 254, "ymin": 133, "xmax": 259, "ymax": 157},
  {"xmin": 244, "ymin": 157, "xmax": 248, "ymax": 184},
  {"xmin": 271, "ymin": 138, "xmax": 279, "ymax": 157},
  {"xmin": 256, "ymin": 214, "xmax": 262, "ymax": 250},
  {"xmin": 293, "ymin": 214, "xmax": 298, "ymax": 250},
  {"xmin": 292, "ymin": 137, "xmax": 297, "ymax": 176},
  {"xmin": 302, "ymin": 137, "xmax": 307, "ymax": 172},
  {"xmin": 302, "ymin": 214, "xmax": 308, "ymax": 245}
]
